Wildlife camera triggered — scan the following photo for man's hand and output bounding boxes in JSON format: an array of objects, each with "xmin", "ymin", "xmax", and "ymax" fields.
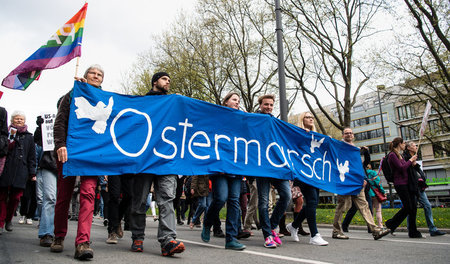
[{"xmin": 57, "ymin": 146, "xmax": 68, "ymax": 163}]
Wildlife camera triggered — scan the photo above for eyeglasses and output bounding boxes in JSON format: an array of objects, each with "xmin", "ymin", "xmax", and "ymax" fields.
[
  {"xmin": 304, "ymin": 116, "xmax": 314, "ymax": 120},
  {"xmin": 344, "ymin": 132, "xmax": 353, "ymax": 135}
]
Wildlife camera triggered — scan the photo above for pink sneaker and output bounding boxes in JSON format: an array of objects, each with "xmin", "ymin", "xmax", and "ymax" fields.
[
  {"xmin": 264, "ymin": 236, "xmax": 277, "ymax": 248},
  {"xmin": 271, "ymin": 230, "xmax": 282, "ymax": 246}
]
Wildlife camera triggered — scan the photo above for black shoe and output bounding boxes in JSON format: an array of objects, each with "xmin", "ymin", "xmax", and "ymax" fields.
[
  {"xmin": 237, "ymin": 230, "xmax": 251, "ymax": 240},
  {"xmin": 430, "ymin": 230, "xmax": 446, "ymax": 236},
  {"xmin": 5, "ymin": 222, "xmax": 12, "ymax": 232},
  {"xmin": 130, "ymin": 240, "xmax": 143, "ymax": 252},
  {"xmin": 161, "ymin": 240, "xmax": 185, "ymax": 256},
  {"xmin": 298, "ymin": 226, "xmax": 310, "ymax": 236},
  {"xmin": 409, "ymin": 231, "xmax": 423, "ymax": 238},
  {"xmin": 103, "ymin": 219, "xmax": 109, "ymax": 227},
  {"xmin": 342, "ymin": 226, "xmax": 349, "ymax": 233},
  {"xmin": 213, "ymin": 229, "xmax": 225, "ymax": 238},
  {"xmin": 177, "ymin": 220, "xmax": 184, "ymax": 225}
]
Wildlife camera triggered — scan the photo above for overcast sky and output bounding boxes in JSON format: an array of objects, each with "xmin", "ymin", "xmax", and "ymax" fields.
[{"xmin": 0, "ymin": 0, "xmax": 197, "ymax": 131}]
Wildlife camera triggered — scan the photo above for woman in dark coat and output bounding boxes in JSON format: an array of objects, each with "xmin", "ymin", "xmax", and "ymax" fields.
[{"xmin": 0, "ymin": 110, "xmax": 36, "ymax": 233}]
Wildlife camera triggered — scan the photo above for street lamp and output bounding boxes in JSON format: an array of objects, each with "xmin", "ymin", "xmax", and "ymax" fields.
[
  {"xmin": 275, "ymin": 0, "xmax": 288, "ymax": 122},
  {"xmin": 377, "ymin": 85, "xmax": 393, "ymax": 208}
]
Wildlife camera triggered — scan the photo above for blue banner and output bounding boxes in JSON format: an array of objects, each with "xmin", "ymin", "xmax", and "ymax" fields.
[{"xmin": 64, "ymin": 81, "xmax": 365, "ymax": 195}]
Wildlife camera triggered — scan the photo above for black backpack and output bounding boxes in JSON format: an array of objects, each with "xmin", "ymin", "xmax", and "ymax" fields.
[{"xmin": 381, "ymin": 153, "xmax": 393, "ymax": 183}]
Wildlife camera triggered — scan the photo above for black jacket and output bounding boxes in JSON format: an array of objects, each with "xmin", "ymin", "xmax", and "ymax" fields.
[
  {"xmin": 0, "ymin": 130, "xmax": 36, "ymax": 189},
  {"xmin": 402, "ymin": 151, "xmax": 420, "ymax": 194},
  {"xmin": 0, "ymin": 107, "xmax": 8, "ymax": 157}
]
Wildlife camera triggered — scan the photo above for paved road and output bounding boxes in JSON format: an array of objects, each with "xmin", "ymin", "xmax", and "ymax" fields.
[{"xmin": 1, "ymin": 216, "xmax": 449, "ymax": 263}]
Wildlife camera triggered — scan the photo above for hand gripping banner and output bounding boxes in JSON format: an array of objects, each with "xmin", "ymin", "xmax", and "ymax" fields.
[{"xmin": 64, "ymin": 81, "xmax": 365, "ymax": 195}]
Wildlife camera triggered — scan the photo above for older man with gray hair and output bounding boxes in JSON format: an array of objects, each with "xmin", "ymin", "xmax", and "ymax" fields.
[{"xmin": 51, "ymin": 64, "xmax": 104, "ymax": 260}]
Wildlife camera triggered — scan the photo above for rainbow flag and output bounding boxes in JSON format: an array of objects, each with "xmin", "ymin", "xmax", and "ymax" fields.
[{"xmin": 2, "ymin": 3, "xmax": 88, "ymax": 90}]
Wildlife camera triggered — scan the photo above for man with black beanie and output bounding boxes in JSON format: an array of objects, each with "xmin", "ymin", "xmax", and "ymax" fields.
[{"xmin": 129, "ymin": 72, "xmax": 185, "ymax": 257}]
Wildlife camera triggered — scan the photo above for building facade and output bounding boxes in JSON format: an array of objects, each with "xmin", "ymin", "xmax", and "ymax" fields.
[{"xmin": 289, "ymin": 86, "xmax": 450, "ymax": 206}]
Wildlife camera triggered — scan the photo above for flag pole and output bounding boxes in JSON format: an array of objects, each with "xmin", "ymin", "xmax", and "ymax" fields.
[{"xmin": 75, "ymin": 57, "xmax": 80, "ymax": 77}]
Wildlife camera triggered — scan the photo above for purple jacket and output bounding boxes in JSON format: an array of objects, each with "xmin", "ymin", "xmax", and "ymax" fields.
[{"xmin": 387, "ymin": 152, "xmax": 412, "ymax": 186}]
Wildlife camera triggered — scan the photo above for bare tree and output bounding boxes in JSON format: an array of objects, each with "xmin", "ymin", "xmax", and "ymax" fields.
[
  {"xmin": 376, "ymin": 0, "xmax": 449, "ymax": 153},
  {"xmin": 281, "ymin": 0, "xmax": 386, "ymax": 133}
]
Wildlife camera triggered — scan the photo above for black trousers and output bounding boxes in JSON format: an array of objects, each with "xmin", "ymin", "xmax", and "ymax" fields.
[{"xmin": 386, "ymin": 185, "xmax": 418, "ymax": 235}]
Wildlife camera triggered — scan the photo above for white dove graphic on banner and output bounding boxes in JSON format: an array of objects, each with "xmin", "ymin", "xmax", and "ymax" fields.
[{"xmin": 74, "ymin": 96, "xmax": 114, "ymax": 134}]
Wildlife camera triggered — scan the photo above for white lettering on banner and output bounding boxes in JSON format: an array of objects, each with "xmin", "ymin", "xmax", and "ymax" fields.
[
  {"xmin": 266, "ymin": 142, "xmax": 290, "ymax": 168},
  {"xmin": 300, "ymin": 152, "xmax": 332, "ymax": 182},
  {"xmin": 179, "ymin": 119, "xmax": 193, "ymax": 159},
  {"xmin": 214, "ymin": 134, "xmax": 231, "ymax": 160},
  {"xmin": 154, "ymin": 127, "xmax": 177, "ymax": 159},
  {"xmin": 287, "ymin": 149, "xmax": 299, "ymax": 169},
  {"xmin": 110, "ymin": 108, "xmax": 152, "ymax": 157},
  {"xmin": 76, "ymin": 97, "xmax": 354, "ymax": 184},
  {"xmin": 188, "ymin": 131, "xmax": 211, "ymax": 160},
  {"xmin": 234, "ymin": 137, "xmax": 261, "ymax": 165},
  {"xmin": 301, "ymin": 154, "xmax": 313, "ymax": 178}
]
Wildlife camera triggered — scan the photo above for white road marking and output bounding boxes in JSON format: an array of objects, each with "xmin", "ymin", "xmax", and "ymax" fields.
[{"xmin": 178, "ymin": 239, "xmax": 334, "ymax": 264}]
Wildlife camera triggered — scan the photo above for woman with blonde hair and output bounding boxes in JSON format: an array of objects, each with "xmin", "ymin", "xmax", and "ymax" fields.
[{"xmin": 286, "ymin": 112, "xmax": 328, "ymax": 246}]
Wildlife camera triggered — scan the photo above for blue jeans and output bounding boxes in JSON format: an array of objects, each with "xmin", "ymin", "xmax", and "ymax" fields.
[
  {"xmin": 256, "ymin": 178, "xmax": 291, "ymax": 239},
  {"xmin": 204, "ymin": 175, "xmax": 241, "ymax": 242},
  {"xmin": 37, "ymin": 169, "xmax": 57, "ymax": 237},
  {"xmin": 417, "ymin": 190, "xmax": 437, "ymax": 233},
  {"xmin": 192, "ymin": 192, "xmax": 213, "ymax": 224},
  {"xmin": 292, "ymin": 181, "xmax": 319, "ymax": 237}
]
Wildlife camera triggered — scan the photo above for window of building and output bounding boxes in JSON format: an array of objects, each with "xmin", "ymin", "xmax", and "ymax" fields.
[
  {"xmin": 400, "ymin": 125, "xmax": 419, "ymax": 140},
  {"xmin": 368, "ymin": 143, "xmax": 389, "ymax": 155},
  {"xmin": 354, "ymin": 127, "xmax": 390, "ymax": 142},
  {"xmin": 397, "ymin": 104, "xmax": 416, "ymax": 120},
  {"xmin": 350, "ymin": 113, "xmax": 388, "ymax": 128},
  {"xmin": 428, "ymin": 119, "xmax": 446, "ymax": 135},
  {"xmin": 432, "ymin": 141, "xmax": 450, "ymax": 158},
  {"xmin": 353, "ymin": 105, "xmax": 364, "ymax": 112}
]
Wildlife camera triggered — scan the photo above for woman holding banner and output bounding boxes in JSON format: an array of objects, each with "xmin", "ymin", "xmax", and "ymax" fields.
[
  {"xmin": 286, "ymin": 111, "xmax": 328, "ymax": 246},
  {"xmin": 201, "ymin": 92, "xmax": 246, "ymax": 250},
  {"xmin": 384, "ymin": 137, "xmax": 422, "ymax": 238}
]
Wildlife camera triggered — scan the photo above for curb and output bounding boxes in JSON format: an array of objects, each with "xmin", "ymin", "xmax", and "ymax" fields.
[{"xmin": 315, "ymin": 223, "xmax": 450, "ymax": 234}]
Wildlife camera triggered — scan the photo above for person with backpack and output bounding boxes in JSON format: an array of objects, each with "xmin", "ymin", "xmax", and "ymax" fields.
[{"xmin": 384, "ymin": 137, "xmax": 422, "ymax": 238}]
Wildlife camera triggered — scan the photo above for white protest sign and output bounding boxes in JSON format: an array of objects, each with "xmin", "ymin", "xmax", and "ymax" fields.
[{"xmin": 41, "ymin": 113, "xmax": 56, "ymax": 151}]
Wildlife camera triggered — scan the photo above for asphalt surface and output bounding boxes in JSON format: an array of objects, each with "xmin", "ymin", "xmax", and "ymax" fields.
[{"xmin": 1, "ymin": 216, "xmax": 449, "ymax": 263}]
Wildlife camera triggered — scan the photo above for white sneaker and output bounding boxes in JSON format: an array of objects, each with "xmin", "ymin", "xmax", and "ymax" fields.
[
  {"xmin": 26, "ymin": 218, "xmax": 33, "ymax": 225},
  {"xmin": 310, "ymin": 233, "xmax": 328, "ymax": 246},
  {"xmin": 18, "ymin": 216, "xmax": 25, "ymax": 224},
  {"xmin": 286, "ymin": 223, "xmax": 299, "ymax": 242}
]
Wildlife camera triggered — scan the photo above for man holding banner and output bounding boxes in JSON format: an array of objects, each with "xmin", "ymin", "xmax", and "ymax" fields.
[
  {"xmin": 128, "ymin": 72, "xmax": 185, "ymax": 257},
  {"xmin": 255, "ymin": 95, "xmax": 292, "ymax": 248},
  {"xmin": 51, "ymin": 65, "xmax": 105, "ymax": 260},
  {"xmin": 332, "ymin": 127, "xmax": 391, "ymax": 241}
]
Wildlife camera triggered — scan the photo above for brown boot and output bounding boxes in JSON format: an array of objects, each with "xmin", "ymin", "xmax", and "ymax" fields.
[
  {"xmin": 50, "ymin": 237, "xmax": 64, "ymax": 252},
  {"xmin": 74, "ymin": 242, "xmax": 94, "ymax": 260}
]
